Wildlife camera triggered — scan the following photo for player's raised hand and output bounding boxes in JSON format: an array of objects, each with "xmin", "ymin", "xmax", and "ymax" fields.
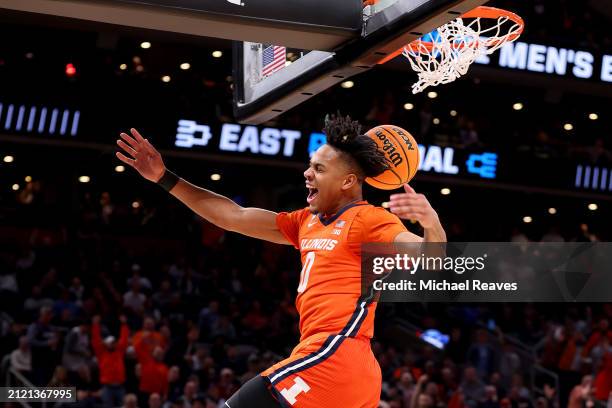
[
  {"xmin": 116, "ymin": 128, "xmax": 166, "ymax": 182},
  {"xmin": 389, "ymin": 184, "xmax": 439, "ymax": 229}
]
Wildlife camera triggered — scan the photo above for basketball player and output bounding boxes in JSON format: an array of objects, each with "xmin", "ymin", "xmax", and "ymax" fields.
[{"xmin": 116, "ymin": 115, "xmax": 446, "ymax": 408}]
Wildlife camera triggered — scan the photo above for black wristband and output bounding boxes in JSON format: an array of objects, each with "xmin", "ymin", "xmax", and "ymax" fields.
[{"xmin": 157, "ymin": 169, "xmax": 179, "ymax": 192}]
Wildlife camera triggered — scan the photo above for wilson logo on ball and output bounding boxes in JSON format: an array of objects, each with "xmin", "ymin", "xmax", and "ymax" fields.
[
  {"xmin": 365, "ymin": 125, "xmax": 420, "ymax": 190},
  {"xmin": 373, "ymin": 129, "xmax": 403, "ymax": 166}
]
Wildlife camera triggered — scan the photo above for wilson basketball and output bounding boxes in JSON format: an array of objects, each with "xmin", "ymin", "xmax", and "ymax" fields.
[{"xmin": 365, "ymin": 125, "xmax": 420, "ymax": 190}]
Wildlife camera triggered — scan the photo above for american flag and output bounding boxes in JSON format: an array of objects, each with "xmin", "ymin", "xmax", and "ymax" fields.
[{"xmin": 262, "ymin": 44, "xmax": 286, "ymax": 77}]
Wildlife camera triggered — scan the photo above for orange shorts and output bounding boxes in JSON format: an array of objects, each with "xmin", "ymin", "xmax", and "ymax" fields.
[{"xmin": 260, "ymin": 333, "xmax": 381, "ymax": 408}]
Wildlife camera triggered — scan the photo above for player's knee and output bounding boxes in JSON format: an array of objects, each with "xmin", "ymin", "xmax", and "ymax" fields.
[{"xmin": 225, "ymin": 375, "xmax": 282, "ymax": 408}]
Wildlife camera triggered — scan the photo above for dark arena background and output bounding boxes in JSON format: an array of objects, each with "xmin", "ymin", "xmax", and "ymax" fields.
[{"xmin": 1, "ymin": 1, "xmax": 612, "ymax": 407}]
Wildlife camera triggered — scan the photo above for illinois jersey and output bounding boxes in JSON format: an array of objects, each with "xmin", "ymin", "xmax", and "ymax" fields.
[{"xmin": 260, "ymin": 200, "xmax": 407, "ymax": 408}]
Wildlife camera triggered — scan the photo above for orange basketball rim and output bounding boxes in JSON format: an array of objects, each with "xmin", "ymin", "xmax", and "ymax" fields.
[{"xmin": 377, "ymin": 6, "xmax": 525, "ymax": 65}]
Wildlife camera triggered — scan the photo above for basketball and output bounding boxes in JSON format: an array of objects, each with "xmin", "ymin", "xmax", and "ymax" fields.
[{"xmin": 365, "ymin": 125, "xmax": 420, "ymax": 190}]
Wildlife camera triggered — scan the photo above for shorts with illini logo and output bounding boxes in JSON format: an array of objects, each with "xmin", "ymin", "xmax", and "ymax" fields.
[{"xmin": 260, "ymin": 332, "xmax": 381, "ymax": 408}]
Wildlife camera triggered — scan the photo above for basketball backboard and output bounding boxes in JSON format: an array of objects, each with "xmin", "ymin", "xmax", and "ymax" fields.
[{"xmin": 233, "ymin": 0, "xmax": 487, "ymax": 124}]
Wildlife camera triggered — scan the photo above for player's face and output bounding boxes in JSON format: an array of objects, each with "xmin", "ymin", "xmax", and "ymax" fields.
[{"xmin": 304, "ymin": 145, "xmax": 352, "ymax": 215}]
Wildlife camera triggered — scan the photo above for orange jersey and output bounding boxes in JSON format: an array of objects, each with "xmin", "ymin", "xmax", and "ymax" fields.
[{"xmin": 276, "ymin": 200, "xmax": 407, "ymax": 342}]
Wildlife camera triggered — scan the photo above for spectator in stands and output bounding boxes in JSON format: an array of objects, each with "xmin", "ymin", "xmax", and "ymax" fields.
[
  {"xmin": 91, "ymin": 314, "xmax": 129, "ymax": 407},
  {"xmin": 395, "ymin": 371, "xmax": 415, "ymax": 407},
  {"xmin": 152, "ymin": 279, "xmax": 176, "ymax": 314},
  {"xmin": 215, "ymin": 367, "xmax": 239, "ymax": 402},
  {"xmin": 583, "ymin": 318, "xmax": 612, "ymax": 359},
  {"xmin": 0, "ymin": 264, "xmax": 19, "ymax": 313},
  {"xmin": 122, "ymin": 393, "xmax": 138, "ymax": 408},
  {"xmin": 137, "ymin": 345, "xmax": 169, "ymax": 403},
  {"xmin": 568, "ymin": 375, "xmax": 593, "ymax": 408},
  {"xmin": 241, "ymin": 300, "xmax": 268, "ymax": 335},
  {"xmin": 594, "ymin": 345, "xmax": 612, "ymax": 401},
  {"xmin": 179, "ymin": 380, "xmax": 199, "ymax": 407},
  {"xmin": 199, "ymin": 300, "xmax": 220, "ymax": 339},
  {"xmin": 23, "ymin": 286, "xmax": 53, "ymax": 318},
  {"xmin": 133, "ymin": 316, "xmax": 167, "ymax": 365},
  {"xmin": 127, "ymin": 263, "xmax": 152, "ymax": 292},
  {"xmin": 39, "ymin": 267, "xmax": 62, "ymax": 299},
  {"xmin": 509, "ymin": 373, "xmax": 531, "ymax": 402},
  {"xmin": 149, "ymin": 392, "xmax": 162, "ymax": 408},
  {"xmin": 211, "ymin": 316, "xmax": 237, "ymax": 341},
  {"xmin": 178, "ymin": 267, "xmax": 202, "ymax": 299},
  {"xmin": 440, "ymin": 366, "xmax": 459, "ymax": 402},
  {"xmin": 62, "ymin": 322, "xmax": 92, "ymax": 382},
  {"xmin": 68, "ymin": 276, "xmax": 85, "ymax": 307},
  {"xmin": 53, "ymin": 288, "xmax": 81, "ymax": 328},
  {"xmin": 467, "ymin": 329, "xmax": 497, "ymax": 379},
  {"xmin": 123, "ymin": 280, "xmax": 147, "ymax": 321},
  {"xmin": 166, "ymin": 365, "xmax": 183, "ymax": 403},
  {"xmin": 166, "ymin": 325, "xmax": 200, "ymax": 374},
  {"xmin": 573, "ymin": 223, "xmax": 600, "ymax": 242},
  {"xmin": 489, "ymin": 372, "xmax": 507, "ymax": 400},
  {"xmin": 10, "ymin": 335, "xmax": 32, "ymax": 377},
  {"xmin": 409, "ymin": 375, "xmax": 432, "ymax": 408},
  {"xmin": 572, "ymin": 137, "xmax": 612, "ymax": 165},
  {"xmin": 26, "ymin": 306, "xmax": 59, "ymax": 385},
  {"xmin": 240, "ymin": 353, "xmax": 261, "ymax": 384},
  {"xmin": 479, "ymin": 385, "xmax": 499, "ymax": 408},
  {"xmin": 460, "ymin": 366, "xmax": 485, "ymax": 407},
  {"xmin": 498, "ymin": 342, "xmax": 521, "ymax": 389}
]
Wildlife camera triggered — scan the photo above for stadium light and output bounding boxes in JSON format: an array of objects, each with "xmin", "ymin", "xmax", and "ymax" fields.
[
  {"xmin": 78, "ymin": 176, "xmax": 90, "ymax": 183},
  {"xmin": 180, "ymin": 62, "xmax": 191, "ymax": 70},
  {"xmin": 427, "ymin": 91, "xmax": 438, "ymax": 99},
  {"xmin": 212, "ymin": 51, "xmax": 223, "ymax": 58},
  {"xmin": 440, "ymin": 188, "xmax": 451, "ymax": 195},
  {"xmin": 403, "ymin": 103, "xmax": 414, "ymax": 110},
  {"xmin": 140, "ymin": 41, "xmax": 151, "ymax": 49},
  {"xmin": 3, "ymin": 155, "xmax": 14, "ymax": 163},
  {"xmin": 588, "ymin": 203, "xmax": 598, "ymax": 211},
  {"xmin": 589, "ymin": 113, "xmax": 598, "ymax": 120},
  {"xmin": 522, "ymin": 216, "xmax": 532, "ymax": 223},
  {"xmin": 11, "ymin": 184, "xmax": 19, "ymax": 191},
  {"xmin": 513, "ymin": 102, "xmax": 523, "ymax": 111},
  {"xmin": 115, "ymin": 165, "xmax": 125, "ymax": 173},
  {"xmin": 340, "ymin": 81, "xmax": 354, "ymax": 89},
  {"xmin": 450, "ymin": 110, "xmax": 457, "ymax": 117},
  {"xmin": 211, "ymin": 173, "xmax": 221, "ymax": 181},
  {"xmin": 119, "ymin": 63, "xmax": 127, "ymax": 70},
  {"xmin": 563, "ymin": 123, "xmax": 573, "ymax": 131},
  {"xmin": 25, "ymin": 52, "xmax": 34, "ymax": 59},
  {"xmin": 65, "ymin": 63, "xmax": 77, "ymax": 77},
  {"xmin": 132, "ymin": 201, "xmax": 141, "ymax": 209},
  {"xmin": 161, "ymin": 75, "xmax": 171, "ymax": 83},
  {"xmin": 433, "ymin": 118, "xmax": 440, "ymax": 125},
  {"xmin": 548, "ymin": 207, "xmax": 557, "ymax": 215},
  {"xmin": 25, "ymin": 176, "xmax": 32, "ymax": 182}
]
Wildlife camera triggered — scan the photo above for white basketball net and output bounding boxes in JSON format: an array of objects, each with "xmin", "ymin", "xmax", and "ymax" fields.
[{"xmin": 404, "ymin": 12, "xmax": 523, "ymax": 93}]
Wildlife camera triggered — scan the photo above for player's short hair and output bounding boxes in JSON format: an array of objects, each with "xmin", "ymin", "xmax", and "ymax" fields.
[{"xmin": 323, "ymin": 113, "xmax": 390, "ymax": 179}]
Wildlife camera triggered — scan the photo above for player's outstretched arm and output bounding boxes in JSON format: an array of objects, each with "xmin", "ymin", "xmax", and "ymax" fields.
[
  {"xmin": 389, "ymin": 184, "xmax": 447, "ymax": 243},
  {"xmin": 116, "ymin": 128, "xmax": 290, "ymax": 245}
]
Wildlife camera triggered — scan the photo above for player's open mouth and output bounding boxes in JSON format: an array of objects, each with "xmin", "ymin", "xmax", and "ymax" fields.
[{"xmin": 307, "ymin": 188, "xmax": 319, "ymax": 204}]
